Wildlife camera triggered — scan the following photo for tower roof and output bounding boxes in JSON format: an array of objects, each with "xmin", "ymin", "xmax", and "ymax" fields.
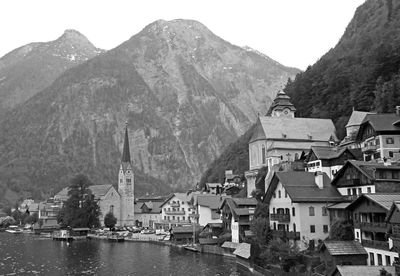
[
  {"xmin": 121, "ymin": 124, "xmax": 131, "ymax": 163},
  {"xmin": 266, "ymin": 90, "xmax": 296, "ymax": 116}
]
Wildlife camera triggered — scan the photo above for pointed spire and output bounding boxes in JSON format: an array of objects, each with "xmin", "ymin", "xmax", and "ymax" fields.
[{"xmin": 121, "ymin": 122, "xmax": 131, "ymax": 163}]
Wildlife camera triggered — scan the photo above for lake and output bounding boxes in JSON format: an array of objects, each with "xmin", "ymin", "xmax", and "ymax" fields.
[{"xmin": 0, "ymin": 232, "xmax": 246, "ymax": 275}]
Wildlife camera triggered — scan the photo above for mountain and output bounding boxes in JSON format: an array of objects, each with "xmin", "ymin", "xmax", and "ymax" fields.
[
  {"xmin": 0, "ymin": 29, "xmax": 103, "ymax": 117},
  {"xmin": 0, "ymin": 19, "xmax": 299, "ymax": 206},
  {"xmin": 200, "ymin": 0, "xmax": 400, "ymax": 184},
  {"xmin": 284, "ymin": 0, "xmax": 400, "ymax": 138}
]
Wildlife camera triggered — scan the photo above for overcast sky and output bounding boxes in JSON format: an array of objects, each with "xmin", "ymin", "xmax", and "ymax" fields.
[{"xmin": 1, "ymin": 0, "xmax": 365, "ymax": 70}]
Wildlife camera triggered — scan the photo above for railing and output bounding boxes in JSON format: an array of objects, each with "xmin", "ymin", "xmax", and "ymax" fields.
[
  {"xmin": 362, "ymin": 144, "xmax": 377, "ymax": 153},
  {"xmin": 160, "ymin": 219, "xmax": 191, "ymax": 224},
  {"xmin": 361, "ymin": 239, "xmax": 389, "ymax": 250},
  {"xmin": 169, "ymin": 202, "xmax": 180, "ymax": 207},
  {"xmin": 270, "ymin": 213, "xmax": 290, "ymax": 222},
  {"xmin": 164, "ymin": 210, "xmax": 185, "ymax": 215},
  {"xmin": 354, "ymin": 221, "xmax": 387, "ymax": 232},
  {"xmin": 271, "ymin": 230, "xmax": 300, "ymax": 240}
]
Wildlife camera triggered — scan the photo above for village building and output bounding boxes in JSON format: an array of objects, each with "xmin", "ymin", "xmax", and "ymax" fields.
[
  {"xmin": 331, "ymin": 160, "xmax": 400, "ymax": 198},
  {"xmin": 330, "ymin": 265, "xmax": 395, "ymax": 276},
  {"xmin": 245, "ymin": 90, "xmax": 338, "ymax": 196},
  {"xmin": 340, "ymin": 110, "xmax": 374, "ymax": 149},
  {"xmin": 346, "ymin": 194, "xmax": 400, "ymax": 266},
  {"xmin": 205, "ymin": 183, "xmax": 223, "ymax": 195},
  {"xmin": 133, "ymin": 196, "xmax": 164, "ymax": 228},
  {"xmin": 305, "ymin": 146, "xmax": 361, "ymax": 179},
  {"xmin": 356, "ymin": 110, "xmax": 400, "ymax": 163},
  {"xmin": 385, "ymin": 201, "xmax": 400, "ymax": 265},
  {"xmin": 54, "ymin": 124, "xmax": 135, "ymax": 226},
  {"xmin": 319, "ymin": 240, "xmax": 368, "ymax": 275},
  {"xmin": 219, "ymin": 197, "xmax": 257, "ymax": 243},
  {"xmin": 158, "ymin": 193, "xmax": 196, "ymax": 229},
  {"xmin": 195, "ymin": 194, "xmax": 228, "ymax": 227},
  {"xmin": 37, "ymin": 199, "xmax": 62, "ymax": 230},
  {"xmin": 263, "ymin": 171, "xmax": 343, "ymax": 250}
]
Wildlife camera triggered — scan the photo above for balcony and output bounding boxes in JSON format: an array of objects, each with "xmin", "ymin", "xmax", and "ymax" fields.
[
  {"xmin": 164, "ymin": 210, "xmax": 185, "ymax": 215},
  {"xmin": 360, "ymin": 222, "xmax": 388, "ymax": 232},
  {"xmin": 361, "ymin": 239, "xmax": 389, "ymax": 250},
  {"xmin": 270, "ymin": 213, "xmax": 290, "ymax": 223},
  {"xmin": 170, "ymin": 202, "xmax": 180, "ymax": 207},
  {"xmin": 271, "ymin": 230, "xmax": 300, "ymax": 240},
  {"xmin": 160, "ymin": 219, "xmax": 191, "ymax": 224},
  {"xmin": 362, "ymin": 144, "xmax": 377, "ymax": 153}
]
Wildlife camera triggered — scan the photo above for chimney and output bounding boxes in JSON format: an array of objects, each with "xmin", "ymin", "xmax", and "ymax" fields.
[
  {"xmin": 314, "ymin": 171, "xmax": 324, "ymax": 189},
  {"xmin": 396, "ymin": 106, "xmax": 400, "ymax": 116}
]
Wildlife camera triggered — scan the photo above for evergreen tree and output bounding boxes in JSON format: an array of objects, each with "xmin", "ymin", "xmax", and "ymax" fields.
[
  {"xmin": 57, "ymin": 174, "xmax": 101, "ymax": 228},
  {"xmin": 104, "ymin": 212, "xmax": 117, "ymax": 229}
]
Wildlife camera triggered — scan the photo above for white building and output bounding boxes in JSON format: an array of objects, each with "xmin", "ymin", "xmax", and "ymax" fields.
[
  {"xmin": 195, "ymin": 195, "xmax": 228, "ymax": 226},
  {"xmin": 263, "ymin": 171, "xmax": 343, "ymax": 250},
  {"xmin": 159, "ymin": 193, "xmax": 196, "ymax": 228}
]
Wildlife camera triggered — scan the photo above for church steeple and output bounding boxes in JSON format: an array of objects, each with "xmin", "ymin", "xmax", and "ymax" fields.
[
  {"xmin": 121, "ymin": 123, "xmax": 131, "ymax": 163},
  {"xmin": 266, "ymin": 90, "xmax": 296, "ymax": 117}
]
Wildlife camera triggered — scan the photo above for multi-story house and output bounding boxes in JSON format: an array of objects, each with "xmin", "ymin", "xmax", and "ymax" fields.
[
  {"xmin": 245, "ymin": 90, "xmax": 338, "ymax": 196},
  {"xmin": 331, "ymin": 160, "xmax": 400, "ymax": 198},
  {"xmin": 134, "ymin": 196, "xmax": 165, "ymax": 228},
  {"xmin": 346, "ymin": 194, "xmax": 400, "ymax": 266},
  {"xmin": 340, "ymin": 110, "xmax": 374, "ymax": 149},
  {"xmin": 219, "ymin": 197, "xmax": 257, "ymax": 243},
  {"xmin": 386, "ymin": 201, "xmax": 400, "ymax": 267},
  {"xmin": 159, "ymin": 193, "xmax": 196, "ymax": 228},
  {"xmin": 263, "ymin": 171, "xmax": 343, "ymax": 250},
  {"xmin": 195, "ymin": 195, "xmax": 228, "ymax": 227},
  {"xmin": 305, "ymin": 146, "xmax": 361, "ymax": 179},
  {"xmin": 356, "ymin": 110, "xmax": 400, "ymax": 163}
]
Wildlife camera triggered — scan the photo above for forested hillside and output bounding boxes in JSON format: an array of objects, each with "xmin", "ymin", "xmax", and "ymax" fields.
[{"xmin": 200, "ymin": 0, "xmax": 400, "ymax": 184}]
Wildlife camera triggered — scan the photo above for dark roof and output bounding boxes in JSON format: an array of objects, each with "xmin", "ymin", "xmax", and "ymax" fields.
[
  {"xmin": 347, "ymin": 194, "xmax": 400, "ymax": 211},
  {"xmin": 172, "ymin": 225, "xmax": 201, "ymax": 234},
  {"xmin": 266, "ymin": 90, "xmax": 296, "ymax": 116},
  {"xmin": 204, "ymin": 223, "xmax": 223, "ymax": 229},
  {"xmin": 196, "ymin": 195, "xmax": 227, "ymax": 209},
  {"xmin": 264, "ymin": 172, "xmax": 343, "ymax": 203},
  {"xmin": 219, "ymin": 198, "xmax": 257, "ymax": 221},
  {"xmin": 386, "ymin": 201, "xmax": 400, "ymax": 223},
  {"xmin": 89, "ymin": 185, "xmax": 114, "ymax": 199},
  {"xmin": 321, "ymin": 241, "xmax": 367, "ymax": 256},
  {"xmin": 121, "ymin": 125, "xmax": 131, "ymax": 163},
  {"xmin": 231, "ymin": 198, "xmax": 257, "ymax": 206},
  {"xmin": 307, "ymin": 146, "xmax": 355, "ymax": 161},
  {"xmin": 331, "ymin": 160, "xmax": 400, "ymax": 186},
  {"xmin": 357, "ymin": 113, "xmax": 400, "ymax": 140}
]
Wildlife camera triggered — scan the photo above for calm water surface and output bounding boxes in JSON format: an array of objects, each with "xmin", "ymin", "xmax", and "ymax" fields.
[{"xmin": 0, "ymin": 233, "xmax": 245, "ymax": 276}]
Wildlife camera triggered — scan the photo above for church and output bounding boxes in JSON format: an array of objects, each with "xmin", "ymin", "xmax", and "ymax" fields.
[
  {"xmin": 55, "ymin": 124, "xmax": 135, "ymax": 226},
  {"xmin": 245, "ymin": 91, "xmax": 338, "ymax": 196}
]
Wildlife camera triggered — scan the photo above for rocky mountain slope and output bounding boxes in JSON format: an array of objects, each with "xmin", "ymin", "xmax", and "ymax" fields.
[
  {"xmin": 0, "ymin": 30, "xmax": 103, "ymax": 117},
  {"xmin": 0, "ymin": 19, "xmax": 299, "ymax": 206},
  {"xmin": 201, "ymin": 0, "xmax": 400, "ymax": 184}
]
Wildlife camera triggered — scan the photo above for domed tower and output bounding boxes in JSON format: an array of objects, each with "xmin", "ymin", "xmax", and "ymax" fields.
[
  {"xmin": 118, "ymin": 123, "xmax": 135, "ymax": 226},
  {"xmin": 266, "ymin": 90, "xmax": 296, "ymax": 117}
]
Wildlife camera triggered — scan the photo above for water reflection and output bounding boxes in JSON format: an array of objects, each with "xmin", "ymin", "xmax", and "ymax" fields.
[{"xmin": 0, "ymin": 233, "xmax": 243, "ymax": 275}]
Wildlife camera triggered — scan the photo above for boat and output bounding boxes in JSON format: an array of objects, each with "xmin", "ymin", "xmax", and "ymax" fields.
[
  {"xmin": 108, "ymin": 233, "xmax": 125, "ymax": 242},
  {"xmin": 184, "ymin": 244, "xmax": 200, "ymax": 252},
  {"xmin": 5, "ymin": 226, "xmax": 23, "ymax": 234}
]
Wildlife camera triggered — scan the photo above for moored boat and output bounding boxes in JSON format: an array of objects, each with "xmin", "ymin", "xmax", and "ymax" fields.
[{"xmin": 5, "ymin": 226, "xmax": 23, "ymax": 234}]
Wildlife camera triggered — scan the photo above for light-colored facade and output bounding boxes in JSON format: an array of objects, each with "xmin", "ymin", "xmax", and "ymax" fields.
[{"xmin": 160, "ymin": 193, "xmax": 195, "ymax": 227}]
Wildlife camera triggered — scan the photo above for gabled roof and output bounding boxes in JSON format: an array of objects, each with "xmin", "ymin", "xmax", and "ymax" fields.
[
  {"xmin": 334, "ymin": 266, "xmax": 395, "ymax": 276},
  {"xmin": 250, "ymin": 116, "xmax": 338, "ymax": 143},
  {"xmin": 346, "ymin": 110, "xmax": 374, "ymax": 127},
  {"xmin": 159, "ymin": 193, "xmax": 193, "ymax": 208},
  {"xmin": 219, "ymin": 198, "xmax": 257, "ymax": 221},
  {"xmin": 386, "ymin": 201, "xmax": 400, "ymax": 223},
  {"xmin": 331, "ymin": 160, "xmax": 400, "ymax": 186},
  {"xmin": 357, "ymin": 113, "xmax": 400, "ymax": 140},
  {"xmin": 264, "ymin": 172, "xmax": 343, "ymax": 203},
  {"xmin": 54, "ymin": 184, "xmax": 117, "ymax": 201},
  {"xmin": 347, "ymin": 194, "xmax": 400, "ymax": 211},
  {"xmin": 136, "ymin": 201, "xmax": 163, "ymax": 214},
  {"xmin": 196, "ymin": 195, "xmax": 227, "ymax": 209},
  {"xmin": 321, "ymin": 240, "xmax": 367, "ymax": 256},
  {"xmin": 307, "ymin": 146, "xmax": 355, "ymax": 161}
]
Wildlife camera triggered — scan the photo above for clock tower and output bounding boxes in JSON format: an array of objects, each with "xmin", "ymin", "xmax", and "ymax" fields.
[
  {"xmin": 118, "ymin": 123, "xmax": 135, "ymax": 226},
  {"xmin": 266, "ymin": 90, "xmax": 296, "ymax": 118}
]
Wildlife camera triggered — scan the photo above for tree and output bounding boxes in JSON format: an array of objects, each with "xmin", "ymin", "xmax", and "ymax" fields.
[
  {"xmin": 57, "ymin": 174, "xmax": 101, "ymax": 228},
  {"xmin": 2, "ymin": 206, "xmax": 12, "ymax": 216},
  {"xmin": 104, "ymin": 212, "xmax": 117, "ymax": 229},
  {"xmin": 24, "ymin": 213, "xmax": 38, "ymax": 225},
  {"xmin": 328, "ymin": 220, "xmax": 354, "ymax": 241}
]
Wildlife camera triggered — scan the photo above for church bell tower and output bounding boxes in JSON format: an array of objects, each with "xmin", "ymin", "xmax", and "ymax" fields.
[
  {"xmin": 118, "ymin": 123, "xmax": 135, "ymax": 226},
  {"xmin": 266, "ymin": 90, "xmax": 296, "ymax": 117}
]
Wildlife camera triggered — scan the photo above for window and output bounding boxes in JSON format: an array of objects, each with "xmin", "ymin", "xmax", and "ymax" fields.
[
  {"xmin": 377, "ymin": 254, "xmax": 382, "ymax": 266},
  {"xmin": 293, "ymin": 223, "xmax": 296, "ymax": 232},
  {"xmin": 273, "ymin": 208, "xmax": 276, "ymax": 214},
  {"xmin": 126, "ymin": 178, "xmax": 132, "ymax": 183},
  {"xmin": 393, "ymin": 171, "xmax": 399, "ymax": 179},
  {"xmin": 367, "ymin": 187, "xmax": 371, "ymax": 193},
  {"xmin": 273, "ymin": 193, "xmax": 276, "ymax": 198},
  {"xmin": 370, "ymin": 253, "xmax": 375, "ymax": 265},
  {"xmin": 285, "ymin": 191, "xmax": 288, "ymax": 198},
  {"xmin": 309, "ymin": 206, "xmax": 315, "ymax": 216},
  {"xmin": 386, "ymin": 255, "xmax": 391, "ymax": 266},
  {"xmin": 323, "ymin": 225, "xmax": 328, "ymax": 233},
  {"xmin": 347, "ymin": 188, "xmax": 351, "ymax": 196},
  {"xmin": 310, "ymin": 225, "xmax": 315, "ymax": 233},
  {"xmin": 386, "ymin": 137, "xmax": 394, "ymax": 144},
  {"xmin": 358, "ymin": 188, "xmax": 362, "ymax": 195},
  {"xmin": 164, "ymin": 216, "xmax": 166, "ymax": 220},
  {"xmin": 177, "ymin": 217, "xmax": 180, "ymax": 222},
  {"xmin": 278, "ymin": 191, "xmax": 281, "ymax": 198},
  {"xmin": 262, "ymin": 145, "xmax": 266, "ymax": 164},
  {"xmin": 352, "ymin": 188, "xmax": 357, "ymax": 195},
  {"xmin": 389, "ymin": 151, "xmax": 394, "ymax": 158},
  {"xmin": 119, "ymin": 179, "xmax": 123, "ymax": 183},
  {"xmin": 292, "ymin": 207, "xmax": 295, "ymax": 216},
  {"xmin": 109, "ymin": 205, "xmax": 114, "ymax": 214},
  {"xmin": 322, "ymin": 207, "xmax": 327, "ymax": 216}
]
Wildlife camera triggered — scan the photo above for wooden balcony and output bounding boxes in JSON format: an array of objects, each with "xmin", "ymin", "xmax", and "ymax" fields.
[
  {"xmin": 271, "ymin": 230, "xmax": 300, "ymax": 240},
  {"xmin": 362, "ymin": 144, "xmax": 377, "ymax": 153},
  {"xmin": 270, "ymin": 213, "xmax": 290, "ymax": 223},
  {"xmin": 361, "ymin": 239, "xmax": 389, "ymax": 250},
  {"xmin": 355, "ymin": 221, "xmax": 388, "ymax": 232},
  {"xmin": 164, "ymin": 210, "xmax": 185, "ymax": 215}
]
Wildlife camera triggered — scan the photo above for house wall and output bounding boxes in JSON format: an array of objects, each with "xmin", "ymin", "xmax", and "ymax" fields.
[
  {"xmin": 98, "ymin": 187, "xmax": 121, "ymax": 226},
  {"xmin": 337, "ymin": 185, "xmax": 375, "ymax": 196},
  {"xmin": 135, "ymin": 213, "xmax": 161, "ymax": 228},
  {"xmin": 231, "ymin": 218, "xmax": 239, "ymax": 243},
  {"xmin": 198, "ymin": 205, "xmax": 221, "ymax": 227},
  {"xmin": 161, "ymin": 195, "xmax": 194, "ymax": 223},
  {"xmin": 365, "ymin": 246, "xmax": 398, "ymax": 266}
]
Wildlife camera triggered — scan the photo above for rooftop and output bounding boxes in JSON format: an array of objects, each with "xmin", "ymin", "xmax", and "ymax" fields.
[
  {"xmin": 347, "ymin": 194, "xmax": 400, "ymax": 211},
  {"xmin": 233, "ymin": 243, "xmax": 251, "ymax": 259},
  {"xmin": 196, "ymin": 195, "xmax": 227, "ymax": 209},
  {"xmin": 334, "ymin": 265, "xmax": 395, "ymax": 276},
  {"xmin": 346, "ymin": 110, "xmax": 374, "ymax": 127},
  {"xmin": 322, "ymin": 240, "xmax": 367, "ymax": 256}
]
